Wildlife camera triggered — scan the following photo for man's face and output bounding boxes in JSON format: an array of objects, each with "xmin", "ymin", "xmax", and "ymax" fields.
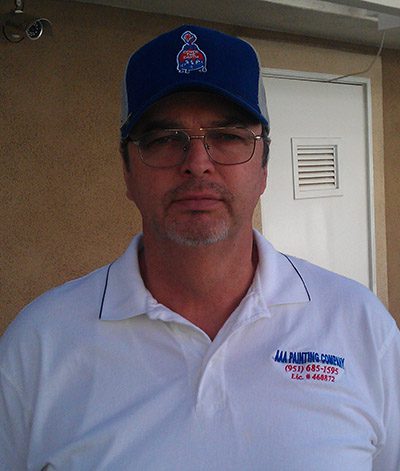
[{"xmin": 123, "ymin": 91, "xmax": 267, "ymax": 247}]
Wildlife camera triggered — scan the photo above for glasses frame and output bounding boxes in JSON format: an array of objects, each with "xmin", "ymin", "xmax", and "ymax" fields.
[{"xmin": 129, "ymin": 126, "xmax": 266, "ymax": 168}]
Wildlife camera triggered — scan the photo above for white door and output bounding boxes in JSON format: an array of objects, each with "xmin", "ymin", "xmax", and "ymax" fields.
[{"xmin": 261, "ymin": 71, "xmax": 375, "ymax": 291}]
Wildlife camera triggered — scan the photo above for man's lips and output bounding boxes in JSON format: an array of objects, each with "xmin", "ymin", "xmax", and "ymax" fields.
[
  {"xmin": 165, "ymin": 180, "xmax": 233, "ymax": 212},
  {"xmin": 171, "ymin": 193, "xmax": 224, "ymax": 211}
]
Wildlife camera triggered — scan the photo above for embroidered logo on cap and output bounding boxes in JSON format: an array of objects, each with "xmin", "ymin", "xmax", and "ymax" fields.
[{"xmin": 177, "ymin": 31, "xmax": 207, "ymax": 74}]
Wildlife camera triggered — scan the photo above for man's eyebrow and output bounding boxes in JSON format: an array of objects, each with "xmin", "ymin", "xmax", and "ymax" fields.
[
  {"xmin": 134, "ymin": 116, "xmax": 257, "ymax": 135},
  {"xmin": 135, "ymin": 119, "xmax": 181, "ymax": 135},
  {"xmin": 208, "ymin": 117, "xmax": 255, "ymax": 127}
]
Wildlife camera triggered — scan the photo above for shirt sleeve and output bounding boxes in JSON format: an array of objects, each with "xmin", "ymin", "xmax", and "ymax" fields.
[
  {"xmin": 372, "ymin": 323, "xmax": 400, "ymax": 471},
  {"xmin": 0, "ymin": 369, "xmax": 30, "ymax": 471}
]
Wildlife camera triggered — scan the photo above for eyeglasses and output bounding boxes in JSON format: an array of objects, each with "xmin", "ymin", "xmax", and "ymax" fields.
[{"xmin": 129, "ymin": 127, "xmax": 266, "ymax": 168}]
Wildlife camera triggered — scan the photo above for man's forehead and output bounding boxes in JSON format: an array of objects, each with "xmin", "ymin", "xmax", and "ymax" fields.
[{"xmin": 134, "ymin": 91, "xmax": 260, "ymax": 132}]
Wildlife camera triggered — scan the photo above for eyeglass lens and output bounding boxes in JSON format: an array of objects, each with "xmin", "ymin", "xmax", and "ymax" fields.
[{"xmin": 137, "ymin": 128, "xmax": 257, "ymax": 168}]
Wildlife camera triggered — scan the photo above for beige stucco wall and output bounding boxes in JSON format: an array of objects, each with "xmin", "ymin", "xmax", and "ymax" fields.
[{"xmin": 0, "ymin": 0, "xmax": 395, "ymax": 334}]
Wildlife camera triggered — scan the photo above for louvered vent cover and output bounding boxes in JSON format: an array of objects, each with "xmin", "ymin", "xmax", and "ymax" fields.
[{"xmin": 291, "ymin": 138, "xmax": 343, "ymax": 200}]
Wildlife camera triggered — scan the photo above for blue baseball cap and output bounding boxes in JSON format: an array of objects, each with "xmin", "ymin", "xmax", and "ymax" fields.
[{"xmin": 120, "ymin": 25, "xmax": 269, "ymax": 140}]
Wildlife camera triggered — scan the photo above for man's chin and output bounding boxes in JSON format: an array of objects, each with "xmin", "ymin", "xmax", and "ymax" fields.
[{"xmin": 164, "ymin": 221, "xmax": 230, "ymax": 248}]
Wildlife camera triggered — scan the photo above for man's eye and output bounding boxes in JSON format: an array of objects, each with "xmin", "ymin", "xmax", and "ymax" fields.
[
  {"xmin": 150, "ymin": 136, "xmax": 172, "ymax": 146},
  {"xmin": 209, "ymin": 132, "xmax": 244, "ymax": 142},
  {"xmin": 142, "ymin": 133, "xmax": 182, "ymax": 149}
]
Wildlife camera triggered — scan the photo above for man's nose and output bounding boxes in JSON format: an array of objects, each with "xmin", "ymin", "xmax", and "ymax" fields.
[{"xmin": 179, "ymin": 136, "xmax": 215, "ymax": 176}]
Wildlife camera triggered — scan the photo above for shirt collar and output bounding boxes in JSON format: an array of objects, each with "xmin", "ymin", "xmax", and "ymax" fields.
[
  {"xmin": 252, "ymin": 230, "xmax": 311, "ymax": 306},
  {"xmin": 99, "ymin": 235, "xmax": 150, "ymax": 321},
  {"xmin": 99, "ymin": 231, "xmax": 310, "ymax": 321}
]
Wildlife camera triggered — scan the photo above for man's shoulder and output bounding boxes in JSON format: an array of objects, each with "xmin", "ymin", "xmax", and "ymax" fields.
[
  {"xmin": 3, "ymin": 263, "xmax": 111, "ymax": 340},
  {"xmin": 286, "ymin": 252, "xmax": 397, "ymax": 333},
  {"xmin": 0, "ymin": 262, "xmax": 118, "ymax": 380},
  {"xmin": 34, "ymin": 264, "xmax": 110, "ymax": 310},
  {"xmin": 256, "ymin": 232, "xmax": 378, "ymax": 306},
  {"xmin": 287, "ymin": 252, "xmax": 375, "ymax": 300},
  {"xmin": 4, "ymin": 235, "xmax": 142, "ymax": 337}
]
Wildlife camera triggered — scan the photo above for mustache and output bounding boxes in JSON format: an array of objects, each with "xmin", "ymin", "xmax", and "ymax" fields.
[{"xmin": 165, "ymin": 179, "xmax": 234, "ymax": 204}]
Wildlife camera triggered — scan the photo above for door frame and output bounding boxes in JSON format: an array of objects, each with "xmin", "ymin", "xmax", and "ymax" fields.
[{"xmin": 261, "ymin": 68, "xmax": 377, "ymax": 293}]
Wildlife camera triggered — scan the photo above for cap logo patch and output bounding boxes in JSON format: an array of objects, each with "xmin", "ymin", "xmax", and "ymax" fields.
[{"xmin": 176, "ymin": 31, "xmax": 207, "ymax": 74}]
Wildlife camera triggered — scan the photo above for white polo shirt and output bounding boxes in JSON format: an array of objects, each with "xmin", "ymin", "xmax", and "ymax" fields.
[{"xmin": 1, "ymin": 232, "xmax": 399, "ymax": 471}]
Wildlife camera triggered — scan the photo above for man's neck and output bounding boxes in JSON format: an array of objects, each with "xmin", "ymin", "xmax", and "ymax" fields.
[{"xmin": 139, "ymin": 231, "xmax": 258, "ymax": 340}]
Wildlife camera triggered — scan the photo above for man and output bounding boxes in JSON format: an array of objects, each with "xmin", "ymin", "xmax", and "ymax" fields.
[{"xmin": 1, "ymin": 25, "xmax": 399, "ymax": 470}]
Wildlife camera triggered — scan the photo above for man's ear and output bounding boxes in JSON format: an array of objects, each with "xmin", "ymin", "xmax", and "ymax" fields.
[
  {"xmin": 259, "ymin": 165, "xmax": 268, "ymax": 196},
  {"xmin": 120, "ymin": 144, "xmax": 135, "ymax": 202},
  {"xmin": 120, "ymin": 142, "xmax": 130, "ymax": 171}
]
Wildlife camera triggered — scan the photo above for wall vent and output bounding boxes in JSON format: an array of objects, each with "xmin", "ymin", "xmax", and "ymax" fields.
[{"xmin": 291, "ymin": 138, "xmax": 343, "ymax": 200}]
